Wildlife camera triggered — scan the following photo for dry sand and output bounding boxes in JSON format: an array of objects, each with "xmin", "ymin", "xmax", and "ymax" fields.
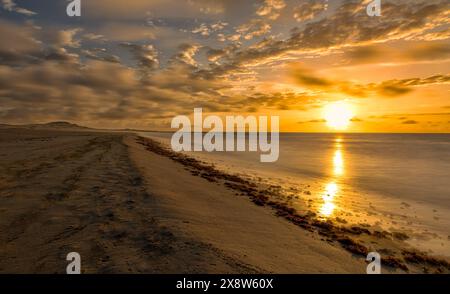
[{"xmin": 0, "ymin": 128, "xmax": 365, "ymax": 273}]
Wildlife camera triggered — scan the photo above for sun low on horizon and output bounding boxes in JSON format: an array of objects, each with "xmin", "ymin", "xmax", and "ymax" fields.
[
  {"xmin": 323, "ymin": 101, "xmax": 356, "ymax": 131},
  {"xmin": 0, "ymin": 0, "xmax": 448, "ymax": 133}
]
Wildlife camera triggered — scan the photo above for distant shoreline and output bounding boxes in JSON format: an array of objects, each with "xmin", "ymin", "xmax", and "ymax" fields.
[{"xmin": 1, "ymin": 121, "xmax": 449, "ymax": 134}]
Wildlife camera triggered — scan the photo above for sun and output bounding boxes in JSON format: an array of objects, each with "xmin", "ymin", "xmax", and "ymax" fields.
[{"xmin": 323, "ymin": 101, "xmax": 355, "ymax": 130}]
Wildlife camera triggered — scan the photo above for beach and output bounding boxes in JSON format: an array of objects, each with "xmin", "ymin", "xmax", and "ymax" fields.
[
  {"xmin": 142, "ymin": 132, "xmax": 450, "ymax": 264},
  {"xmin": 0, "ymin": 127, "xmax": 448, "ymax": 273},
  {"xmin": 0, "ymin": 127, "xmax": 237, "ymax": 273},
  {"xmin": 0, "ymin": 127, "xmax": 367, "ymax": 273}
]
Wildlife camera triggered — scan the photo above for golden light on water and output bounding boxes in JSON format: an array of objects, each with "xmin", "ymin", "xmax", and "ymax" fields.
[
  {"xmin": 323, "ymin": 101, "xmax": 355, "ymax": 130},
  {"xmin": 323, "ymin": 182, "xmax": 338, "ymax": 200},
  {"xmin": 320, "ymin": 202, "xmax": 336, "ymax": 217},
  {"xmin": 320, "ymin": 182, "xmax": 338, "ymax": 217},
  {"xmin": 333, "ymin": 150, "xmax": 344, "ymax": 176},
  {"xmin": 319, "ymin": 137, "xmax": 346, "ymax": 218},
  {"xmin": 333, "ymin": 137, "xmax": 345, "ymax": 176}
]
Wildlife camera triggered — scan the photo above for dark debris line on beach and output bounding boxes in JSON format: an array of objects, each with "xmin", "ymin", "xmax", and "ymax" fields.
[{"xmin": 136, "ymin": 136, "xmax": 450, "ymax": 274}]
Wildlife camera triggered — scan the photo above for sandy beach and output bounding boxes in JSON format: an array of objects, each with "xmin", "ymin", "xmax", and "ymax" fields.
[
  {"xmin": 0, "ymin": 127, "xmax": 367, "ymax": 273},
  {"xmin": 1, "ymin": 127, "xmax": 449, "ymax": 274},
  {"xmin": 127, "ymin": 136, "xmax": 366, "ymax": 273},
  {"xmin": 1, "ymin": 0, "xmax": 449, "ymax": 284}
]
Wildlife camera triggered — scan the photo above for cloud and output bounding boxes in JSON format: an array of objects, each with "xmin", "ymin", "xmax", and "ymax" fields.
[
  {"xmin": 83, "ymin": 33, "xmax": 107, "ymax": 42},
  {"xmin": 297, "ymin": 119, "xmax": 327, "ymax": 124},
  {"xmin": 205, "ymin": 43, "xmax": 240, "ymax": 63},
  {"xmin": 402, "ymin": 120, "xmax": 419, "ymax": 124},
  {"xmin": 169, "ymin": 43, "xmax": 201, "ymax": 67},
  {"xmin": 256, "ymin": 0, "xmax": 286, "ymax": 20},
  {"xmin": 0, "ymin": 20, "xmax": 41, "ymax": 65},
  {"xmin": 0, "ymin": 22, "xmax": 230, "ymax": 127},
  {"xmin": 192, "ymin": 21, "xmax": 228, "ymax": 37},
  {"xmin": 121, "ymin": 43, "xmax": 159, "ymax": 70},
  {"xmin": 0, "ymin": 21, "xmax": 82, "ymax": 65},
  {"xmin": 375, "ymin": 83, "xmax": 412, "ymax": 96},
  {"xmin": 291, "ymin": 64, "xmax": 450, "ymax": 98},
  {"xmin": 343, "ymin": 41, "xmax": 450, "ymax": 65},
  {"xmin": 241, "ymin": 91, "xmax": 318, "ymax": 111},
  {"xmin": 414, "ymin": 28, "xmax": 450, "ymax": 41},
  {"xmin": 203, "ymin": 0, "xmax": 449, "ymax": 76},
  {"xmin": 0, "ymin": 0, "xmax": 448, "ymax": 130},
  {"xmin": 2, "ymin": 0, "xmax": 36, "ymax": 16},
  {"xmin": 55, "ymin": 29, "xmax": 83, "ymax": 48},
  {"xmin": 82, "ymin": 48, "xmax": 121, "ymax": 64},
  {"xmin": 192, "ymin": 23, "xmax": 211, "ymax": 36},
  {"xmin": 236, "ymin": 19, "xmax": 271, "ymax": 41},
  {"xmin": 373, "ymin": 112, "xmax": 450, "ymax": 121},
  {"xmin": 0, "ymin": 58, "xmax": 230, "ymax": 126},
  {"xmin": 291, "ymin": 67, "xmax": 332, "ymax": 87},
  {"xmin": 293, "ymin": 0, "xmax": 327, "ymax": 22},
  {"xmin": 406, "ymin": 42, "xmax": 450, "ymax": 61},
  {"xmin": 32, "ymin": 28, "xmax": 86, "ymax": 64}
]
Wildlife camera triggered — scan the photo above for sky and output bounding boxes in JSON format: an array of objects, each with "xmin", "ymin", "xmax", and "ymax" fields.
[{"xmin": 0, "ymin": 0, "xmax": 449, "ymax": 132}]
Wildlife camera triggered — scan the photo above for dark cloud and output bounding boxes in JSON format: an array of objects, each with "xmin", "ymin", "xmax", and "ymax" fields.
[
  {"xmin": 0, "ymin": 20, "xmax": 42, "ymax": 65},
  {"xmin": 343, "ymin": 41, "xmax": 450, "ymax": 65},
  {"xmin": 291, "ymin": 64, "xmax": 450, "ymax": 98},
  {"xmin": 82, "ymin": 48, "xmax": 121, "ymax": 63},
  {"xmin": 1, "ymin": 0, "xmax": 36, "ymax": 16},
  {"xmin": 291, "ymin": 67, "xmax": 332, "ymax": 87},
  {"xmin": 402, "ymin": 120, "xmax": 419, "ymax": 124},
  {"xmin": 121, "ymin": 42, "xmax": 159, "ymax": 70},
  {"xmin": 345, "ymin": 45, "xmax": 386, "ymax": 63},
  {"xmin": 406, "ymin": 42, "xmax": 450, "ymax": 60},
  {"xmin": 169, "ymin": 43, "xmax": 201, "ymax": 67}
]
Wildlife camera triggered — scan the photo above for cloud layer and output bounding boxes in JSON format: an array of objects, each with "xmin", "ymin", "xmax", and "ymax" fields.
[{"xmin": 0, "ymin": 0, "xmax": 449, "ymax": 130}]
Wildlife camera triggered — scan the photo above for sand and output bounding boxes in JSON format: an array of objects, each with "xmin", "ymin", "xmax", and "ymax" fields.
[
  {"xmin": 0, "ymin": 128, "xmax": 366, "ymax": 273},
  {"xmin": 127, "ymin": 135, "xmax": 365, "ymax": 273}
]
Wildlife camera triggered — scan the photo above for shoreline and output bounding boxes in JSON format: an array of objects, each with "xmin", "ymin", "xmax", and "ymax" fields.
[
  {"xmin": 127, "ymin": 135, "xmax": 366, "ymax": 273},
  {"xmin": 133, "ymin": 135, "xmax": 450, "ymax": 273},
  {"xmin": 0, "ymin": 128, "xmax": 447, "ymax": 273}
]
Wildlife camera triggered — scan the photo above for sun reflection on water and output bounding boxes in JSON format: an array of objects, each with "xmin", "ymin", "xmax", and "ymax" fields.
[
  {"xmin": 333, "ymin": 150, "xmax": 344, "ymax": 176},
  {"xmin": 319, "ymin": 137, "xmax": 345, "ymax": 218},
  {"xmin": 320, "ymin": 182, "xmax": 338, "ymax": 217}
]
